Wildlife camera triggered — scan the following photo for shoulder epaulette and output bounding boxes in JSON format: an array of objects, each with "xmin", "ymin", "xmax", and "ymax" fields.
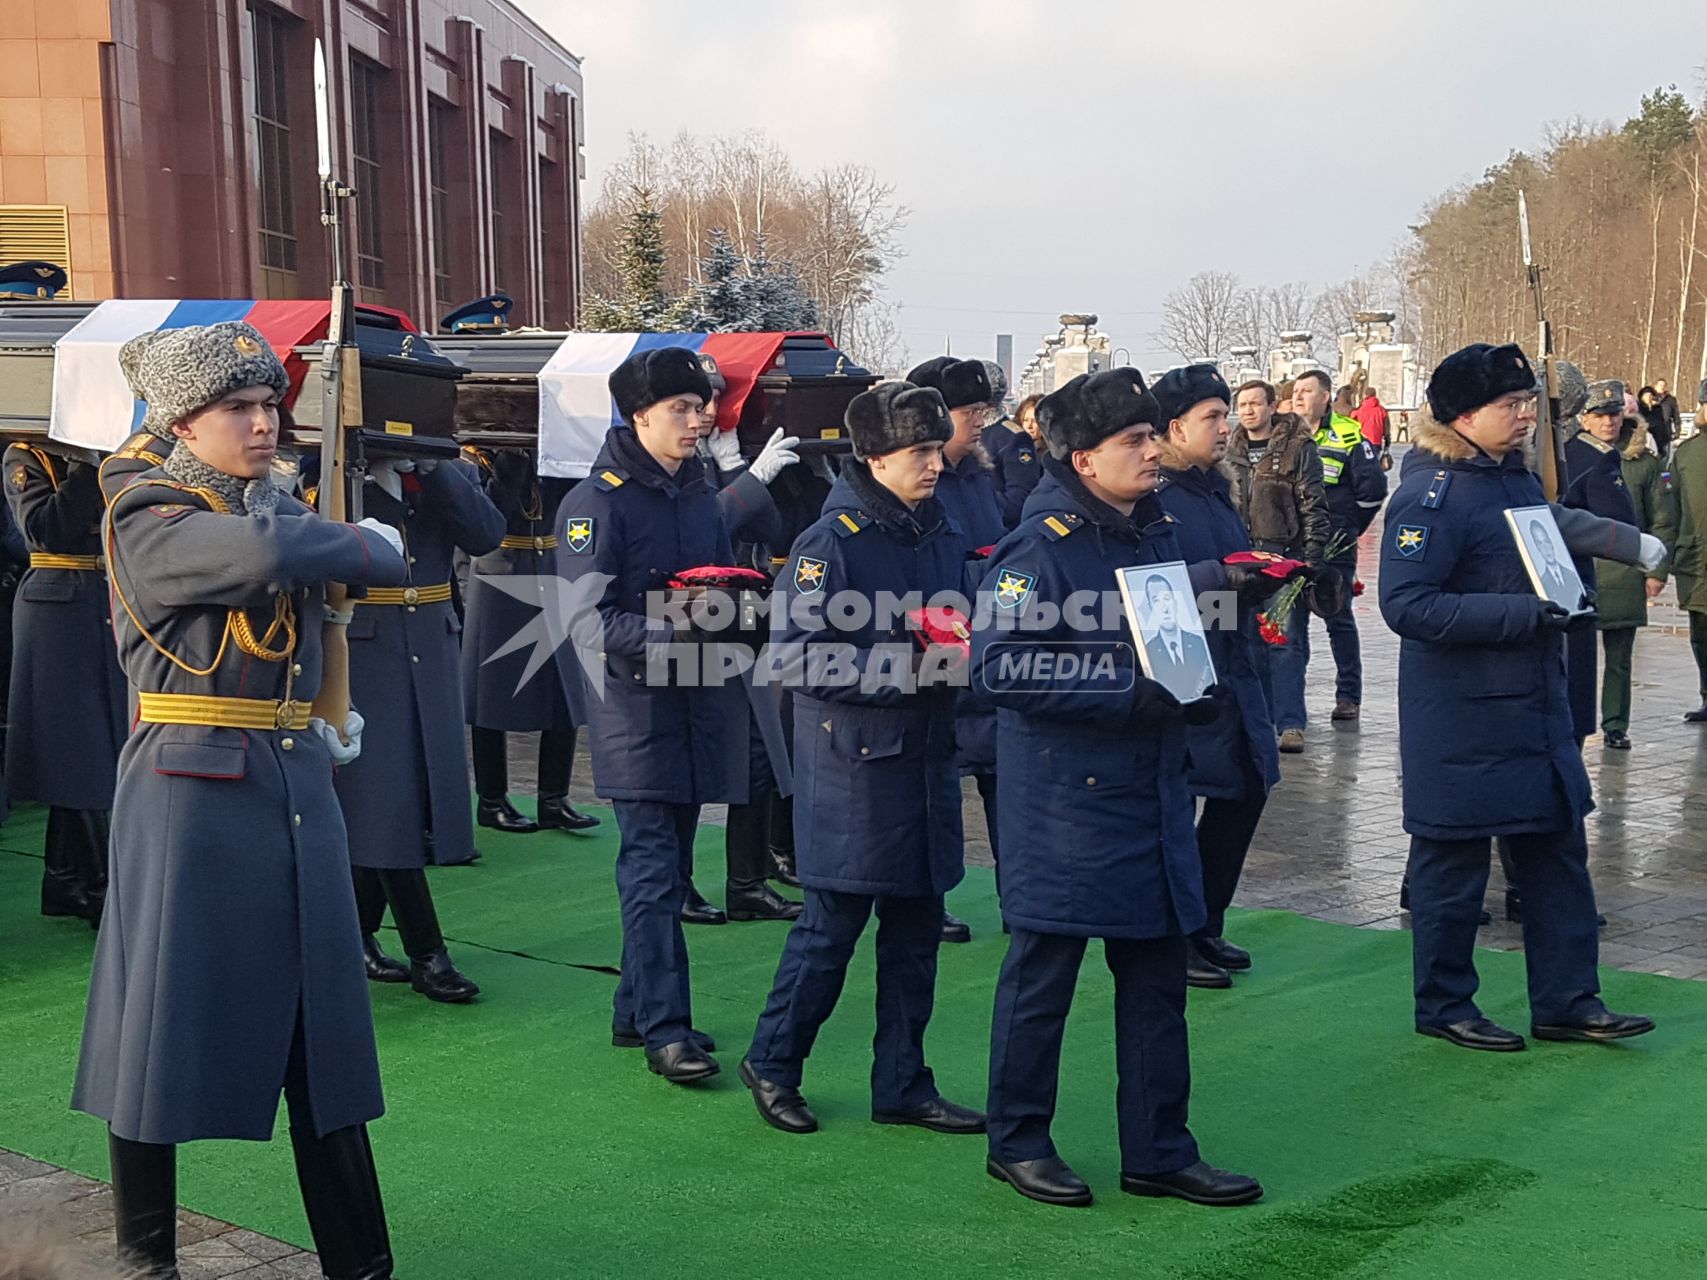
[
  {"xmin": 1420, "ymin": 470, "xmax": 1452, "ymax": 510},
  {"xmin": 118, "ymin": 478, "xmax": 229, "ymax": 514},
  {"xmin": 115, "ymin": 432, "xmax": 166, "ymax": 461},
  {"xmin": 1041, "ymin": 512, "xmax": 1081, "ymax": 540},
  {"xmin": 832, "ymin": 510, "xmax": 872, "ymax": 537},
  {"xmin": 461, "ymin": 444, "xmax": 493, "ymax": 472},
  {"xmin": 593, "ymin": 469, "xmax": 626, "ymax": 491}
]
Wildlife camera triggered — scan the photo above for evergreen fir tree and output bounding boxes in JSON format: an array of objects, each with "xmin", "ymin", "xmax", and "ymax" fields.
[
  {"xmin": 581, "ymin": 187, "xmax": 692, "ymax": 331},
  {"xmin": 685, "ymin": 229, "xmax": 752, "ymax": 331}
]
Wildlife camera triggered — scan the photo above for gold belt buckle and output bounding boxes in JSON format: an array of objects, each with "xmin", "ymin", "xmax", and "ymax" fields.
[
  {"xmin": 533, "ymin": 536, "xmax": 548, "ymax": 551},
  {"xmin": 403, "ymin": 586, "xmax": 420, "ymax": 605},
  {"xmin": 276, "ymin": 699, "xmax": 304, "ymax": 729}
]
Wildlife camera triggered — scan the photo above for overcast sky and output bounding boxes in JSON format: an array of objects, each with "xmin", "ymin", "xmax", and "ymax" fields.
[{"xmin": 524, "ymin": 0, "xmax": 1704, "ymax": 369}]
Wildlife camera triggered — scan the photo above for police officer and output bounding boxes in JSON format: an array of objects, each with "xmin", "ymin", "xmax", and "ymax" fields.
[
  {"xmin": 77, "ymin": 321, "xmax": 405, "ymax": 1278},
  {"xmin": 553, "ymin": 347, "xmax": 748, "ymax": 1083},
  {"xmin": 740, "ymin": 381, "xmax": 984, "ymax": 1137},
  {"xmin": 3, "ymin": 438, "xmax": 126, "ymax": 926},
  {"xmin": 973, "ymin": 367, "xmax": 1261, "ymax": 1209},
  {"xmin": 976, "ymin": 360, "xmax": 1042, "ymax": 527},
  {"xmin": 1153, "ymin": 365, "xmax": 1296, "ymax": 988},
  {"xmin": 1380, "ymin": 343, "xmax": 1654, "ymax": 1052},
  {"xmin": 1560, "ymin": 380, "xmax": 1638, "ymax": 746},
  {"xmin": 462, "ymin": 442, "xmax": 599, "ymax": 835},
  {"xmin": 907, "ymin": 355, "xmax": 1003, "ymax": 942},
  {"xmin": 329, "ymin": 448, "xmax": 504, "ymax": 1003}
]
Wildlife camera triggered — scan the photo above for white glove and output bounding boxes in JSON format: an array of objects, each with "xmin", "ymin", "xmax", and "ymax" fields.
[
  {"xmin": 706, "ymin": 426, "xmax": 744, "ymax": 474},
  {"xmin": 368, "ymin": 458, "xmax": 406, "ymax": 501},
  {"xmin": 750, "ymin": 427, "xmax": 801, "ymax": 486},
  {"xmin": 309, "ymin": 708, "xmax": 364, "ymax": 765},
  {"xmin": 356, "ymin": 517, "xmax": 405, "ymax": 560},
  {"xmin": 1637, "ymin": 532, "xmax": 1667, "ymax": 572},
  {"xmin": 412, "ymin": 457, "xmax": 437, "ymax": 476}
]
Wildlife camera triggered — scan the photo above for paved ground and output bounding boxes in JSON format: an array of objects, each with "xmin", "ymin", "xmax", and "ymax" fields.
[{"xmin": 14, "ymin": 464, "xmax": 1707, "ymax": 1271}]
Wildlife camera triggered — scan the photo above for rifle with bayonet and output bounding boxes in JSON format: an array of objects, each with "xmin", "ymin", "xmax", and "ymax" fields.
[
  {"xmin": 1519, "ymin": 190, "xmax": 1566, "ymax": 501},
  {"xmin": 311, "ymin": 37, "xmax": 362, "ymax": 740}
]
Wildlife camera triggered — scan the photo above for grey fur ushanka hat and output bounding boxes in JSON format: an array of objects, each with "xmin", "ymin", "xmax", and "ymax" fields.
[{"xmin": 120, "ymin": 322, "xmax": 291, "ymax": 440}]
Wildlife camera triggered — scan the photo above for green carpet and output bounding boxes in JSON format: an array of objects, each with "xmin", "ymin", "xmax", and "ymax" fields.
[{"xmin": 3, "ymin": 803, "xmax": 1707, "ymax": 1278}]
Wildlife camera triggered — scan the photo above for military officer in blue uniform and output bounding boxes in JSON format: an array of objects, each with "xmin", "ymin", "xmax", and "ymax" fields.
[
  {"xmin": 907, "ymin": 355, "xmax": 1003, "ymax": 940},
  {"xmin": 1153, "ymin": 365, "xmax": 1293, "ymax": 988},
  {"xmin": 4, "ymin": 439, "xmax": 127, "ymax": 926},
  {"xmin": 739, "ymin": 381, "xmax": 984, "ymax": 1137},
  {"xmin": 972, "ymin": 367, "xmax": 1262, "ymax": 1210},
  {"xmin": 79, "ymin": 321, "xmax": 405, "ymax": 1279},
  {"xmin": 553, "ymin": 347, "xmax": 748, "ymax": 1083},
  {"xmin": 976, "ymin": 360, "xmax": 1041, "ymax": 528},
  {"xmin": 1380, "ymin": 343, "xmax": 1654, "ymax": 1053},
  {"xmin": 461, "ymin": 443, "xmax": 599, "ymax": 836},
  {"xmin": 327, "ymin": 449, "xmax": 504, "ymax": 1003}
]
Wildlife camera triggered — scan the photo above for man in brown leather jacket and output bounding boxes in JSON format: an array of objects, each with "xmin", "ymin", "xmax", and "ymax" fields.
[{"xmin": 1222, "ymin": 379, "xmax": 1330, "ymax": 747}]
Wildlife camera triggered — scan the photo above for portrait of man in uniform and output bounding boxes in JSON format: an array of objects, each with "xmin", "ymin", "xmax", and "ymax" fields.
[
  {"xmin": 1507, "ymin": 506, "xmax": 1587, "ymax": 612},
  {"xmin": 1122, "ymin": 565, "xmax": 1214, "ymax": 702}
]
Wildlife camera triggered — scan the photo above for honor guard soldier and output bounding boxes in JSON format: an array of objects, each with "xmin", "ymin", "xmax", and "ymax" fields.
[
  {"xmin": 1380, "ymin": 343, "xmax": 1655, "ymax": 1053},
  {"xmin": 907, "ymin": 355, "xmax": 1005, "ymax": 942},
  {"xmin": 75, "ymin": 322, "xmax": 406, "ymax": 1278},
  {"xmin": 971, "ymin": 368, "xmax": 1261, "ymax": 1210},
  {"xmin": 3, "ymin": 438, "xmax": 127, "ymax": 926},
  {"xmin": 739, "ymin": 381, "xmax": 984, "ymax": 1137},
  {"xmin": 462, "ymin": 443, "xmax": 600, "ymax": 836},
  {"xmin": 320, "ymin": 446, "xmax": 504, "ymax": 1003},
  {"xmin": 696, "ymin": 351, "xmax": 805, "ymax": 924},
  {"xmin": 1559, "ymin": 380, "xmax": 1638, "ymax": 746},
  {"xmin": 975, "ymin": 360, "xmax": 1042, "ymax": 528},
  {"xmin": 1153, "ymin": 365, "xmax": 1300, "ymax": 988},
  {"xmin": 553, "ymin": 347, "xmax": 748, "ymax": 1083}
]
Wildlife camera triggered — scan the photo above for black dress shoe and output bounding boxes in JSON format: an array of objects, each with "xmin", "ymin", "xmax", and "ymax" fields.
[
  {"xmin": 644, "ymin": 1040, "xmax": 721, "ymax": 1084},
  {"xmin": 1532, "ymin": 1009, "xmax": 1656, "ymax": 1043},
  {"xmin": 871, "ymin": 1095, "xmax": 986, "ymax": 1134},
  {"xmin": 1416, "ymin": 1017, "xmax": 1525, "ymax": 1052},
  {"xmin": 680, "ymin": 885, "xmax": 727, "ymax": 926},
  {"xmin": 726, "ymin": 880, "xmax": 804, "ymax": 922},
  {"xmin": 1685, "ymin": 704, "xmax": 1707, "ymax": 723},
  {"xmin": 987, "ymin": 1155, "xmax": 1094, "ymax": 1207},
  {"xmin": 1603, "ymin": 730, "xmax": 1631, "ymax": 750},
  {"xmin": 738, "ymin": 1058, "xmax": 818, "ymax": 1133},
  {"xmin": 1196, "ymin": 936, "xmax": 1251, "ymax": 971},
  {"xmin": 611, "ymin": 1024, "xmax": 716, "ymax": 1052},
  {"xmin": 538, "ymin": 793, "xmax": 601, "ymax": 832},
  {"xmin": 1120, "ymin": 1160, "xmax": 1263, "ymax": 1206},
  {"xmin": 362, "ymin": 935, "xmax": 409, "ymax": 983},
  {"xmin": 941, "ymin": 911, "xmax": 972, "ymax": 944},
  {"xmin": 1185, "ymin": 941, "xmax": 1232, "ymax": 989},
  {"xmin": 476, "ymin": 795, "xmax": 539, "ymax": 834},
  {"xmin": 409, "ymin": 947, "xmax": 480, "ymax": 1004},
  {"xmin": 770, "ymin": 848, "xmax": 803, "ymax": 888},
  {"xmin": 41, "ymin": 880, "xmax": 90, "ymax": 920}
]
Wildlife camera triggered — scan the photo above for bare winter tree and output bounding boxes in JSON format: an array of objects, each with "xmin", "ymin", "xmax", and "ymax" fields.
[
  {"xmin": 797, "ymin": 164, "xmax": 910, "ymax": 346},
  {"xmin": 1155, "ymin": 270, "xmax": 1245, "ymax": 364}
]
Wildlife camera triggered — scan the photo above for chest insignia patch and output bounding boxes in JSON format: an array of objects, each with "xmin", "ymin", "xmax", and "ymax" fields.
[
  {"xmin": 1394, "ymin": 524, "xmax": 1429, "ymax": 558},
  {"xmin": 565, "ymin": 517, "xmax": 595, "ymax": 554},
  {"xmin": 793, "ymin": 556, "xmax": 828, "ymax": 595},
  {"xmin": 9, "ymin": 465, "xmax": 27, "ymax": 492},
  {"xmin": 994, "ymin": 567, "xmax": 1036, "ymax": 610}
]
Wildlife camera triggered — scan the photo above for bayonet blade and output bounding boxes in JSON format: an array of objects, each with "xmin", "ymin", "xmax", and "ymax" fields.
[
  {"xmin": 1518, "ymin": 189, "xmax": 1533, "ymax": 268},
  {"xmin": 314, "ymin": 39, "xmax": 332, "ymax": 181}
]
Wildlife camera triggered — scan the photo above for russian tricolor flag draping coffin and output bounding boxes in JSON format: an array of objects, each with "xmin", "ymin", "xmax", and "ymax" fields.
[
  {"xmin": 47, "ymin": 299, "xmax": 418, "ymax": 453},
  {"xmin": 537, "ymin": 331, "xmax": 805, "ymax": 478}
]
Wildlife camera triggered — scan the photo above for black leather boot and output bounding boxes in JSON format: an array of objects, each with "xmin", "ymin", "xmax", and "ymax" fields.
[
  {"xmin": 727, "ymin": 880, "xmax": 804, "ymax": 922},
  {"xmin": 768, "ymin": 794, "xmax": 802, "ymax": 887},
  {"xmin": 477, "ymin": 795, "xmax": 540, "ymax": 834},
  {"xmin": 726, "ymin": 802, "xmax": 800, "ymax": 920},
  {"xmin": 680, "ymin": 884, "xmax": 727, "ymax": 925},
  {"xmin": 362, "ymin": 935, "xmax": 409, "ymax": 983},
  {"xmin": 109, "ymin": 1131, "xmax": 179, "ymax": 1278},
  {"xmin": 409, "ymin": 946, "xmax": 480, "ymax": 1003},
  {"xmin": 290, "ymin": 1123, "xmax": 394, "ymax": 1280},
  {"xmin": 538, "ymin": 792, "xmax": 601, "ymax": 831}
]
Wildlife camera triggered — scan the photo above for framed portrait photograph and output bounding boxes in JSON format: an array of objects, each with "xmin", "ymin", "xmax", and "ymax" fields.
[
  {"xmin": 1115, "ymin": 561, "xmax": 1216, "ymax": 704},
  {"xmin": 1504, "ymin": 505, "xmax": 1591, "ymax": 614}
]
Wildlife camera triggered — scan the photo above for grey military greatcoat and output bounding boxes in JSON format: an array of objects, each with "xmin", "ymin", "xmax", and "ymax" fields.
[
  {"xmin": 72, "ymin": 469, "xmax": 408, "ymax": 1143},
  {"xmin": 2, "ymin": 444, "xmax": 127, "ymax": 810},
  {"xmin": 334, "ymin": 460, "xmax": 504, "ymax": 867}
]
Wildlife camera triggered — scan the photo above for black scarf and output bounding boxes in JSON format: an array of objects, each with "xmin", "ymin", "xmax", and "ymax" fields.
[{"xmin": 841, "ymin": 457, "xmax": 948, "ymax": 544}]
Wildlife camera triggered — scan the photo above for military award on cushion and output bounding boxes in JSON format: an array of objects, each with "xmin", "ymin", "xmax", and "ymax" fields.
[
  {"xmin": 1115, "ymin": 561, "xmax": 1216, "ymax": 703},
  {"xmin": 1505, "ymin": 505, "xmax": 1591, "ymax": 614}
]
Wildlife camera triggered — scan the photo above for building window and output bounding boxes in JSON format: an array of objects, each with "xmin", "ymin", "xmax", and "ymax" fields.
[
  {"xmin": 250, "ymin": 3, "xmax": 297, "ymax": 296},
  {"xmin": 428, "ymin": 102, "xmax": 454, "ymax": 317},
  {"xmin": 350, "ymin": 57, "xmax": 385, "ymax": 297}
]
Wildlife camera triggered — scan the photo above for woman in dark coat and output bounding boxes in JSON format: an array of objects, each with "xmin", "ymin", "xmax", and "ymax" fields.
[{"xmin": 75, "ymin": 321, "xmax": 407, "ymax": 1278}]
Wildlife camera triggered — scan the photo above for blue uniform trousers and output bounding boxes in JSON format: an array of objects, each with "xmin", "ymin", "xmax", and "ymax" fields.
[
  {"xmin": 1409, "ymin": 824, "xmax": 1603, "ymax": 1027},
  {"xmin": 1195, "ymin": 785, "xmax": 1267, "ymax": 940},
  {"xmin": 747, "ymin": 888, "xmax": 943, "ymax": 1111},
  {"xmin": 986, "ymin": 928, "xmax": 1199, "ymax": 1176},
  {"xmin": 1267, "ymin": 562, "xmax": 1361, "ymax": 729},
  {"xmin": 612, "ymin": 800, "xmax": 700, "ymax": 1049}
]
